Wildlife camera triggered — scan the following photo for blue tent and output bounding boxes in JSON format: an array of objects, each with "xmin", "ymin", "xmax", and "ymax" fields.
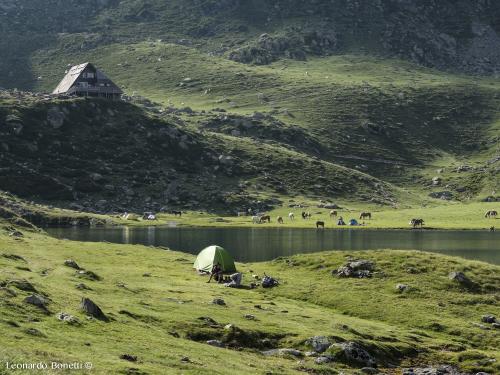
[{"xmin": 349, "ymin": 219, "xmax": 358, "ymax": 226}]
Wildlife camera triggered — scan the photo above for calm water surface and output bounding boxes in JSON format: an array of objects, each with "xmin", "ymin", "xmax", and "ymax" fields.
[{"xmin": 47, "ymin": 226, "xmax": 500, "ymax": 264}]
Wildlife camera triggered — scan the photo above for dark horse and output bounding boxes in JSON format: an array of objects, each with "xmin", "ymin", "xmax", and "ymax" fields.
[
  {"xmin": 316, "ymin": 221, "xmax": 325, "ymax": 228},
  {"xmin": 360, "ymin": 212, "xmax": 372, "ymax": 220},
  {"xmin": 410, "ymin": 218, "xmax": 424, "ymax": 228},
  {"xmin": 259, "ymin": 215, "xmax": 271, "ymax": 223},
  {"xmin": 171, "ymin": 210, "xmax": 182, "ymax": 217}
]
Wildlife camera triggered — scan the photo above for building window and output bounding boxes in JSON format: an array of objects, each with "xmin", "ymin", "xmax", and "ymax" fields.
[{"xmin": 83, "ymin": 72, "xmax": 95, "ymax": 79}]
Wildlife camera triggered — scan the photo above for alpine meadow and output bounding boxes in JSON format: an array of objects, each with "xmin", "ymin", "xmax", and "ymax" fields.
[{"xmin": 0, "ymin": 1, "xmax": 499, "ymax": 375}]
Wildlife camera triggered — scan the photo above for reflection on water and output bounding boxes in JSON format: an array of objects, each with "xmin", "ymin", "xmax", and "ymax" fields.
[{"xmin": 46, "ymin": 227, "xmax": 500, "ymax": 264}]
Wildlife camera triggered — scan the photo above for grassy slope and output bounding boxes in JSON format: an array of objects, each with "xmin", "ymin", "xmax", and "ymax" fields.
[
  {"xmin": 30, "ymin": 42, "xmax": 500, "ymax": 203},
  {"xmin": 0, "ymin": 223, "xmax": 499, "ymax": 374}
]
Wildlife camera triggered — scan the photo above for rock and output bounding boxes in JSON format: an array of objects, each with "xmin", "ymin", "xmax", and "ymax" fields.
[
  {"xmin": 432, "ymin": 176, "xmax": 442, "ymax": 186},
  {"xmin": 80, "ymin": 297, "xmax": 107, "ymax": 321},
  {"xmin": 335, "ymin": 260, "xmax": 374, "ymax": 278},
  {"xmin": 119, "ymin": 354, "xmax": 137, "ymax": 362},
  {"xmin": 492, "ymin": 323, "xmax": 500, "ymax": 329},
  {"xmin": 396, "ymin": 284, "xmax": 410, "ymax": 292},
  {"xmin": 75, "ymin": 283, "xmax": 92, "ymax": 290},
  {"xmin": 306, "ymin": 336, "xmax": 331, "ymax": 353},
  {"xmin": 64, "ymin": 259, "xmax": 81, "ymax": 270},
  {"xmin": 212, "ymin": 298, "xmax": 226, "ymax": 306},
  {"xmin": 331, "ymin": 341, "xmax": 376, "ymax": 367},
  {"xmin": 429, "ymin": 191, "xmax": 453, "ymax": 200},
  {"xmin": 56, "ymin": 312, "xmax": 80, "ymax": 325},
  {"xmin": 76, "ymin": 270, "xmax": 101, "ymax": 281},
  {"xmin": 481, "ymin": 315, "xmax": 496, "ymax": 324},
  {"xmin": 47, "ymin": 107, "xmax": 65, "ymax": 129},
  {"xmin": 315, "ymin": 356, "xmax": 333, "ymax": 364},
  {"xmin": 243, "ymin": 314, "xmax": 256, "ymax": 320},
  {"xmin": 402, "ymin": 365, "xmax": 466, "ymax": 375},
  {"xmin": 24, "ymin": 328, "xmax": 46, "ymax": 337},
  {"xmin": 262, "ymin": 348, "xmax": 303, "ymax": 357},
  {"xmin": 8, "ymin": 279, "xmax": 37, "ymax": 292},
  {"xmin": 24, "ymin": 294, "xmax": 48, "ymax": 309},
  {"xmin": 449, "ymin": 271, "xmax": 478, "ymax": 290},
  {"xmin": 206, "ymin": 339, "xmax": 224, "ymax": 348}
]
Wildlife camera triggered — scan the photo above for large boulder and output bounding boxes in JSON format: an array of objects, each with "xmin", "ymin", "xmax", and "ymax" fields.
[
  {"xmin": 80, "ymin": 297, "xmax": 107, "ymax": 321},
  {"xmin": 306, "ymin": 336, "xmax": 332, "ymax": 353},
  {"xmin": 335, "ymin": 260, "xmax": 374, "ymax": 278},
  {"xmin": 328, "ymin": 341, "xmax": 376, "ymax": 367}
]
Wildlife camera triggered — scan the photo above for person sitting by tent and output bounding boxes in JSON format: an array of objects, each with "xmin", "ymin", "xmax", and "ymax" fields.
[
  {"xmin": 207, "ymin": 262, "xmax": 223, "ymax": 283},
  {"xmin": 349, "ymin": 218, "xmax": 359, "ymax": 226},
  {"xmin": 224, "ymin": 272, "xmax": 242, "ymax": 288},
  {"xmin": 337, "ymin": 216, "xmax": 346, "ymax": 226}
]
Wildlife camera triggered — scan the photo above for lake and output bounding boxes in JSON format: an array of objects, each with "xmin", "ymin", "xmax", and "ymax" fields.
[{"xmin": 46, "ymin": 226, "xmax": 500, "ymax": 265}]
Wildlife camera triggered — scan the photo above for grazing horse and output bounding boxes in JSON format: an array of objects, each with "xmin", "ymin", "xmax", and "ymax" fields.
[
  {"xmin": 252, "ymin": 216, "xmax": 260, "ymax": 224},
  {"xmin": 360, "ymin": 212, "xmax": 372, "ymax": 220},
  {"xmin": 316, "ymin": 221, "xmax": 325, "ymax": 229},
  {"xmin": 277, "ymin": 216, "xmax": 284, "ymax": 224},
  {"xmin": 288, "ymin": 212, "xmax": 295, "ymax": 221},
  {"xmin": 410, "ymin": 218, "xmax": 425, "ymax": 228},
  {"xmin": 302, "ymin": 211, "xmax": 312, "ymax": 219},
  {"xmin": 485, "ymin": 210, "xmax": 498, "ymax": 218},
  {"xmin": 330, "ymin": 210, "xmax": 337, "ymax": 219},
  {"xmin": 171, "ymin": 210, "xmax": 182, "ymax": 217},
  {"xmin": 259, "ymin": 215, "xmax": 271, "ymax": 223}
]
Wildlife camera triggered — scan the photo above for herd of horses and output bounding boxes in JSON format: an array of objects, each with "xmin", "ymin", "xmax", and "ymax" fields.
[
  {"xmin": 250, "ymin": 210, "xmax": 373, "ymax": 228},
  {"xmin": 249, "ymin": 210, "xmax": 498, "ymax": 229}
]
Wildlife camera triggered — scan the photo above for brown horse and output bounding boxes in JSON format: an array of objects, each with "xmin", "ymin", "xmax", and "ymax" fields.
[
  {"xmin": 410, "ymin": 218, "xmax": 424, "ymax": 228},
  {"xmin": 316, "ymin": 221, "xmax": 325, "ymax": 228},
  {"xmin": 171, "ymin": 210, "xmax": 182, "ymax": 217},
  {"xmin": 485, "ymin": 210, "xmax": 498, "ymax": 218},
  {"xmin": 259, "ymin": 215, "xmax": 271, "ymax": 223},
  {"xmin": 330, "ymin": 210, "xmax": 337, "ymax": 219},
  {"xmin": 277, "ymin": 216, "xmax": 284, "ymax": 224},
  {"xmin": 360, "ymin": 212, "xmax": 372, "ymax": 220}
]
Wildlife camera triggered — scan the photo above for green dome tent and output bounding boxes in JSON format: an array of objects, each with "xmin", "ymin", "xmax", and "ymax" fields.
[{"xmin": 193, "ymin": 245, "xmax": 236, "ymax": 273}]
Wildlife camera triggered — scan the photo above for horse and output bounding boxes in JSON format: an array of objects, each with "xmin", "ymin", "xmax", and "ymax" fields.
[
  {"xmin": 277, "ymin": 216, "xmax": 284, "ymax": 224},
  {"xmin": 288, "ymin": 212, "xmax": 295, "ymax": 221},
  {"xmin": 316, "ymin": 221, "xmax": 325, "ymax": 229},
  {"xmin": 252, "ymin": 216, "xmax": 260, "ymax": 224},
  {"xmin": 410, "ymin": 218, "xmax": 425, "ymax": 228},
  {"xmin": 330, "ymin": 210, "xmax": 337, "ymax": 219},
  {"xmin": 301, "ymin": 211, "xmax": 311, "ymax": 219},
  {"xmin": 485, "ymin": 210, "xmax": 498, "ymax": 218},
  {"xmin": 259, "ymin": 215, "xmax": 271, "ymax": 223},
  {"xmin": 171, "ymin": 210, "xmax": 182, "ymax": 217},
  {"xmin": 360, "ymin": 212, "xmax": 372, "ymax": 220}
]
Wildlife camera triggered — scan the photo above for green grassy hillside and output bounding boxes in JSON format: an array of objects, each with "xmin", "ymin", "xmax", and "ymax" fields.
[{"xmin": 0, "ymin": 220, "xmax": 499, "ymax": 374}]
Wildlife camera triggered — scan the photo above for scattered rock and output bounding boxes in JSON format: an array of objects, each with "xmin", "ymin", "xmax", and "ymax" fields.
[
  {"xmin": 120, "ymin": 354, "xmax": 137, "ymax": 362},
  {"xmin": 243, "ymin": 314, "xmax": 256, "ymax": 320},
  {"xmin": 335, "ymin": 260, "xmax": 374, "ymax": 278},
  {"xmin": 262, "ymin": 348, "xmax": 303, "ymax": 357},
  {"xmin": 315, "ymin": 356, "xmax": 334, "ymax": 364},
  {"xmin": 80, "ymin": 298, "xmax": 108, "ymax": 321},
  {"xmin": 8, "ymin": 279, "xmax": 38, "ymax": 293},
  {"xmin": 306, "ymin": 336, "xmax": 331, "ymax": 353},
  {"xmin": 64, "ymin": 259, "xmax": 81, "ymax": 270},
  {"xmin": 396, "ymin": 284, "xmax": 410, "ymax": 292},
  {"xmin": 75, "ymin": 283, "xmax": 92, "ymax": 290},
  {"xmin": 24, "ymin": 328, "xmax": 46, "ymax": 337},
  {"xmin": 449, "ymin": 271, "xmax": 478, "ymax": 290},
  {"xmin": 330, "ymin": 341, "xmax": 376, "ymax": 367},
  {"xmin": 24, "ymin": 294, "xmax": 48, "ymax": 309},
  {"xmin": 56, "ymin": 312, "xmax": 80, "ymax": 325},
  {"xmin": 206, "ymin": 339, "xmax": 224, "ymax": 348},
  {"xmin": 212, "ymin": 298, "xmax": 226, "ymax": 306},
  {"xmin": 402, "ymin": 365, "xmax": 466, "ymax": 375},
  {"xmin": 76, "ymin": 270, "xmax": 101, "ymax": 281}
]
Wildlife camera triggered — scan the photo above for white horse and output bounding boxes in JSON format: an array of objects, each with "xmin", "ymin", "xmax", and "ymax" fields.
[
  {"xmin": 252, "ymin": 216, "xmax": 260, "ymax": 224},
  {"xmin": 288, "ymin": 212, "xmax": 295, "ymax": 221}
]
